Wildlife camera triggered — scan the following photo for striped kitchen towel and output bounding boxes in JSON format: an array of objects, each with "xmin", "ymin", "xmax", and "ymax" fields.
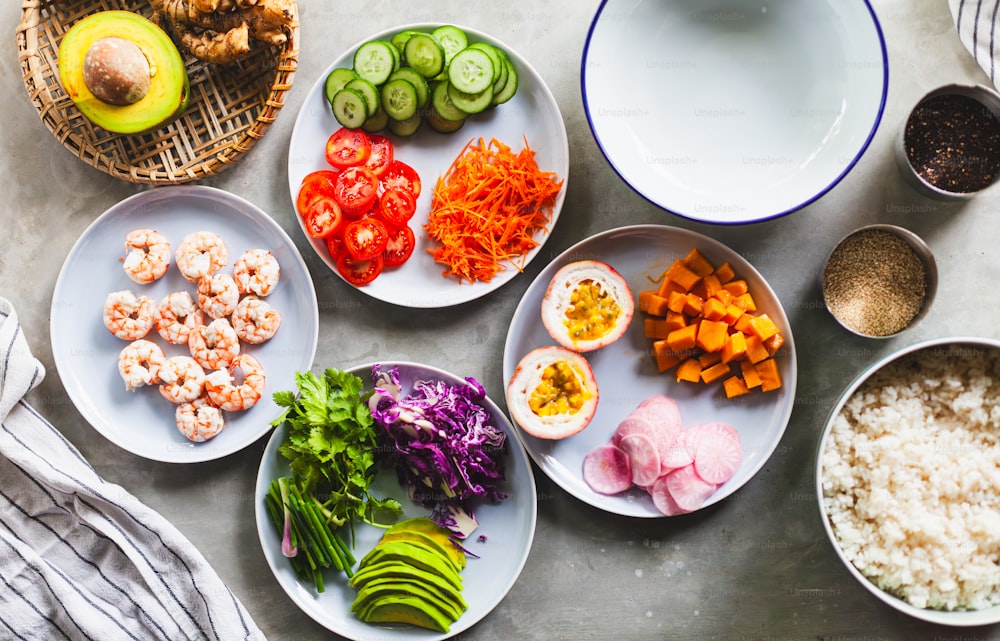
[
  {"xmin": 950, "ymin": 0, "xmax": 1000, "ymax": 86},
  {"xmin": 0, "ymin": 297, "xmax": 266, "ymax": 641}
]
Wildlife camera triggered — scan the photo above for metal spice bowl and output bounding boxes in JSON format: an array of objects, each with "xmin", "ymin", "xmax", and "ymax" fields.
[
  {"xmin": 821, "ymin": 224, "xmax": 937, "ymax": 339},
  {"xmin": 895, "ymin": 83, "xmax": 1000, "ymax": 200}
]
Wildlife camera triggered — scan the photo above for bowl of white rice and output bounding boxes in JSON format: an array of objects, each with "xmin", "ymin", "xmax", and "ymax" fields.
[{"xmin": 817, "ymin": 337, "xmax": 1000, "ymax": 626}]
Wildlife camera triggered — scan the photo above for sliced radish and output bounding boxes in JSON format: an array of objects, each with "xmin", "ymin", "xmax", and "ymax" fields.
[
  {"xmin": 648, "ymin": 475, "xmax": 684, "ymax": 516},
  {"xmin": 582, "ymin": 443, "xmax": 633, "ymax": 495},
  {"xmin": 689, "ymin": 421, "xmax": 743, "ymax": 485},
  {"xmin": 611, "ymin": 415, "xmax": 654, "ymax": 445},
  {"xmin": 618, "ymin": 432, "xmax": 661, "ymax": 487},
  {"xmin": 664, "ymin": 464, "xmax": 719, "ymax": 512},
  {"xmin": 659, "ymin": 428, "xmax": 694, "ymax": 473},
  {"xmin": 630, "ymin": 394, "xmax": 682, "ymax": 428}
]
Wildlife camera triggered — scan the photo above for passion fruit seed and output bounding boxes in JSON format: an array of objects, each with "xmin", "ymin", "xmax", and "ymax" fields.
[
  {"xmin": 563, "ymin": 279, "xmax": 622, "ymax": 342},
  {"xmin": 529, "ymin": 361, "xmax": 592, "ymax": 417},
  {"xmin": 83, "ymin": 36, "xmax": 152, "ymax": 106}
]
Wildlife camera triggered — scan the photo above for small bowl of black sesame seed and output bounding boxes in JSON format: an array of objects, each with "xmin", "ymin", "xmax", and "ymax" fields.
[
  {"xmin": 895, "ymin": 83, "xmax": 1000, "ymax": 200},
  {"xmin": 821, "ymin": 225, "xmax": 937, "ymax": 339}
]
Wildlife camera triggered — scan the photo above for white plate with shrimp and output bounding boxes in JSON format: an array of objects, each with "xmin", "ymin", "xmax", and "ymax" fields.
[{"xmin": 51, "ymin": 186, "xmax": 319, "ymax": 463}]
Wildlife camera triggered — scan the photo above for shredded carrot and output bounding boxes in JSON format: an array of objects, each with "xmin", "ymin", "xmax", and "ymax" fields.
[{"xmin": 424, "ymin": 136, "xmax": 564, "ymax": 284}]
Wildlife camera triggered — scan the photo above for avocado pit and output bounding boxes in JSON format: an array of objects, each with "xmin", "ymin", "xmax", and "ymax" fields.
[{"xmin": 83, "ymin": 37, "xmax": 152, "ymax": 106}]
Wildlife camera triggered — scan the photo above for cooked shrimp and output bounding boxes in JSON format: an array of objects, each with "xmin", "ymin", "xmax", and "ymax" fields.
[
  {"xmin": 117, "ymin": 339, "xmax": 166, "ymax": 391},
  {"xmin": 188, "ymin": 317, "xmax": 240, "ymax": 370},
  {"xmin": 175, "ymin": 394, "xmax": 225, "ymax": 442},
  {"xmin": 205, "ymin": 353, "xmax": 266, "ymax": 412},
  {"xmin": 231, "ymin": 295, "xmax": 281, "ymax": 344},
  {"xmin": 155, "ymin": 291, "xmax": 204, "ymax": 345},
  {"xmin": 158, "ymin": 356, "xmax": 206, "ymax": 404},
  {"xmin": 122, "ymin": 228, "xmax": 171, "ymax": 284},
  {"xmin": 103, "ymin": 290, "xmax": 156, "ymax": 341},
  {"xmin": 175, "ymin": 231, "xmax": 228, "ymax": 282},
  {"xmin": 233, "ymin": 248, "xmax": 280, "ymax": 297},
  {"xmin": 196, "ymin": 271, "xmax": 239, "ymax": 319}
]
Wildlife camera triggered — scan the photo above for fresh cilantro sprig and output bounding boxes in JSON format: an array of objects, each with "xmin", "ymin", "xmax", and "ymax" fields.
[{"xmin": 265, "ymin": 368, "xmax": 401, "ymax": 589}]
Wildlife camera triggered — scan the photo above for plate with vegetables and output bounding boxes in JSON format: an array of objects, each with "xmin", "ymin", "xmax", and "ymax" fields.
[
  {"xmin": 254, "ymin": 362, "xmax": 537, "ymax": 639},
  {"xmin": 502, "ymin": 225, "xmax": 797, "ymax": 517},
  {"xmin": 287, "ymin": 23, "xmax": 568, "ymax": 307}
]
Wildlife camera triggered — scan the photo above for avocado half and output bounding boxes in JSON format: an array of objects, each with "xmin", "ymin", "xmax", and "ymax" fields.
[{"xmin": 58, "ymin": 11, "xmax": 189, "ymax": 135}]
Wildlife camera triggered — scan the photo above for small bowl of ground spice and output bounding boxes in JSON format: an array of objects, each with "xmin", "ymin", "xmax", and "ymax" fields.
[
  {"xmin": 821, "ymin": 225, "xmax": 937, "ymax": 338},
  {"xmin": 896, "ymin": 83, "xmax": 1000, "ymax": 199}
]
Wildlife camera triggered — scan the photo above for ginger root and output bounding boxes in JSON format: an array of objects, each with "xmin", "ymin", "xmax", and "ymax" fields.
[{"xmin": 149, "ymin": 0, "xmax": 295, "ymax": 63}]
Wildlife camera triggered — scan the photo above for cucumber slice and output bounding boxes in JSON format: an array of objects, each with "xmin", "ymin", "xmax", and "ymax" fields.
[
  {"xmin": 466, "ymin": 42, "xmax": 502, "ymax": 84},
  {"xmin": 324, "ymin": 67, "xmax": 358, "ymax": 105},
  {"xmin": 431, "ymin": 25, "xmax": 468, "ymax": 64},
  {"xmin": 447, "ymin": 48, "xmax": 494, "ymax": 94},
  {"xmin": 447, "ymin": 82, "xmax": 494, "ymax": 115},
  {"xmin": 380, "ymin": 78, "xmax": 419, "ymax": 121},
  {"xmin": 388, "ymin": 112, "xmax": 423, "ymax": 137},
  {"xmin": 332, "ymin": 87, "xmax": 369, "ymax": 129},
  {"xmin": 430, "ymin": 80, "xmax": 468, "ymax": 122},
  {"xmin": 403, "ymin": 33, "xmax": 446, "ymax": 78},
  {"xmin": 362, "ymin": 106, "xmax": 389, "ymax": 133},
  {"xmin": 426, "ymin": 106, "xmax": 466, "ymax": 134},
  {"xmin": 491, "ymin": 58, "xmax": 518, "ymax": 105},
  {"xmin": 391, "ymin": 30, "xmax": 419, "ymax": 55},
  {"xmin": 353, "ymin": 40, "xmax": 397, "ymax": 85},
  {"xmin": 345, "ymin": 78, "xmax": 380, "ymax": 118},
  {"xmin": 388, "ymin": 68, "xmax": 430, "ymax": 109}
]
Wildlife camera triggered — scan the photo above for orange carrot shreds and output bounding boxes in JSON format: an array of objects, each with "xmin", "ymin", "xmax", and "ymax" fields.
[{"xmin": 424, "ymin": 136, "xmax": 564, "ymax": 284}]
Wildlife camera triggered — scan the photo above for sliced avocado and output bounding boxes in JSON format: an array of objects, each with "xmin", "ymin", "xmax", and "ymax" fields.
[
  {"xmin": 359, "ymin": 540, "xmax": 463, "ymax": 590},
  {"xmin": 358, "ymin": 595, "xmax": 455, "ymax": 633},
  {"xmin": 350, "ymin": 566, "xmax": 468, "ymax": 611},
  {"xmin": 352, "ymin": 578, "xmax": 465, "ymax": 621},
  {"xmin": 377, "ymin": 528, "xmax": 467, "ymax": 570},
  {"xmin": 58, "ymin": 10, "xmax": 189, "ymax": 135}
]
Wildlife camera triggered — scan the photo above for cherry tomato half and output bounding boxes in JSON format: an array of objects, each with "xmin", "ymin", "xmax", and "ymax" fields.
[
  {"xmin": 296, "ymin": 170, "xmax": 339, "ymax": 214},
  {"xmin": 343, "ymin": 217, "xmax": 389, "ymax": 261},
  {"xmin": 325, "ymin": 127, "xmax": 372, "ymax": 170},
  {"xmin": 326, "ymin": 232, "xmax": 345, "ymax": 261},
  {"xmin": 302, "ymin": 195, "xmax": 343, "ymax": 239},
  {"xmin": 336, "ymin": 252, "xmax": 383, "ymax": 287},
  {"xmin": 382, "ymin": 224, "xmax": 415, "ymax": 268},
  {"xmin": 334, "ymin": 166, "xmax": 379, "ymax": 217},
  {"xmin": 377, "ymin": 188, "xmax": 417, "ymax": 227},
  {"xmin": 364, "ymin": 134, "xmax": 394, "ymax": 177},
  {"xmin": 380, "ymin": 160, "xmax": 421, "ymax": 198}
]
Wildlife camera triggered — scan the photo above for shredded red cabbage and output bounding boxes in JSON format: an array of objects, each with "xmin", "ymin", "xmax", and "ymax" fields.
[{"xmin": 368, "ymin": 365, "xmax": 508, "ymax": 534}]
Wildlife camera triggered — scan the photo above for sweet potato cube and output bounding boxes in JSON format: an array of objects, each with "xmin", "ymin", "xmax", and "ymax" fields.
[
  {"xmin": 665, "ymin": 311, "xmax": 688, "ymax": 332},
  {"xmin": 644, "ymin": 318, "xmax": 670, "ymax": 339},
  {"xmin": 683, "ymin": 248, "xmax": 715, "ymax": 277},
  {"xmin": 640, "ymin": 291, "xmax": 671, "ymax": 316},
  {"xmin": 699, "ymin": 350, "xmax": 722, "ymax": 368},
  {"xmin": 722, "ymin": 304, "xmax": 745, "ymax": 326},
  {"xmin": 720, "ymin": 331, "xmax": 747, "ymax": 364},
  {"xmin": 664, "ymin": 259, "xmax": 702, "ymax": 292},
  {"xmin": 755, "ymin": 358, "xmax": 782, "ymax": 392},
  {"xmin": 700, "ymin": 361, "xmax": 732, "ymax": 384},
  {"xmin": 723, "ymin": 375, "xmax": 750, "ymax": 399},
  {"xmin": 732, "ymin": 293, "xmax": 757, "ymax": 313},
  {"xmin": 749, "ymin": 314, "xmax": 780, "ymax": 341},
  {"xmin": 667, "ymin": 290, "xmax": 689, "ymax": 314},
  {"xmin": 764, "ymin": 332, "xmax": 785, "ymax": 354},
  {"xmin": 745, "ymin": 335, "xmax": 771, "ymax": 364},
  {"xmin": 653, "ymin": 340, "xmax": 683, "ymax": 372},
  {"xmin": 741, "ymin": 359, "xmax": 762, "ymax": 388},
  {"xmin": 676, "ymin": 357, "xmax": 703, "ymax": 383},
  {"xmin": 714, "ymin": 261, "xmax": 736, "ymax": 284},
  {"xmin": 683, "ymin": 293, "xmax": 705, "ymax": 317},
  {"xmin": 693, "ymin": 273, "xmax": 723, "ymax": 300},
  {"xmin": 656, "ymin": 276, "xmax": 686, "ymax": 299},
  {"xmin": 696, "ymin": 319, "xmax": 730, "ymax": 353},
  {"xmin": 723, "ymin": 279, "xmax": 749, "ymax": 297},
  {"xmin": 702, "ymin": 297, "xmax": 727, "ymax": 322},
  {"xmin": 667, "ymin": 324, "xmax": 697, "ymax": 352}
]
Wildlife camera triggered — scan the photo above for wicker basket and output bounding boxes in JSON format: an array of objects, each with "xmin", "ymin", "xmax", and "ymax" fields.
[{"xmin": 16, "ymin": 0, "xmax": 299, "ymax": 185}]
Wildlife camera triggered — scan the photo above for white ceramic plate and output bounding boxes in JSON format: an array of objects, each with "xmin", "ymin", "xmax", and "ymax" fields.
[
  {"xmin": 287, "ymin": 23, "xmax": 568, "ymax": 307},
  {"xmin": 502, "ymin": 225, "xmax": 797, "ymax": 517},
  {"xmin": 50, "ymin": 186, "xmax": 319, "ymax": 463},
  {"xmin": 582, "ymin": 0, "xmax": 888, "ymax": 223},
  {"xmin": 255, "ymin": 361, "xmax": 537, "ymax": 640}
]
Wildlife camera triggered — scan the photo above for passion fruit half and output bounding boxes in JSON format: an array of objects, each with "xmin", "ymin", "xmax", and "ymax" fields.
[
  {"xmin": 540, "ymin": 260, "xmax": 635, "ymax": 353},
  {"xmin": 506, "ymin": 346, "xmax": 599, "ymax": 440},
  {"xmin": 58, "ymin": 11, "xmax": 190, "ymax": 135}
]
